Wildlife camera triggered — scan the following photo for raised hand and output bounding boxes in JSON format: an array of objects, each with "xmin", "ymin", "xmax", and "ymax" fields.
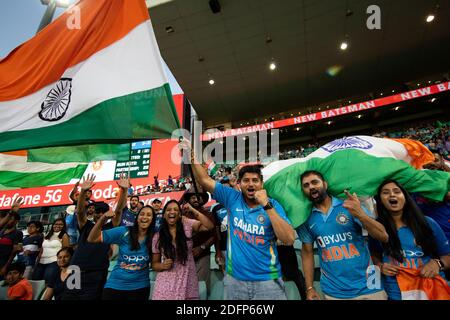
[
  {"xmin": 11, "ymin": 196, "xmax": 24, "ymax": 212},
  {"xmin": 102, "ymin": 209, "xmax": 115, "ymax": 221},
  {"xmin": 116, "ymin": 173, "xmax": 130, "ymax": 190},
  {"xmin": 80, "ymin": 174, "xmax": 96, "ymax": 191},
  {"xmin": 343, "ymin": 190, "xmax": 363, "ymax": 217},
  {"xmin": 254, "ymin": 190, "xmax": 269, "ymax": 206},
  {"xmin": 182, "ymin": 202, "xmax": 194, "ymax": 213}
]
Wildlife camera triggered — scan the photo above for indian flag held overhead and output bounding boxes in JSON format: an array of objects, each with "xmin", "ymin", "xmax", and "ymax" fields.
[{"xmin": 263, "ymin": 136, "xmax": 450, "ymax": 228}]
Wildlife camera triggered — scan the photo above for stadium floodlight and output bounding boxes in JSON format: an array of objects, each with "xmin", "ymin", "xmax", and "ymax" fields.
[
  {"xmin": 37, "ymin": 0, "xmax": 72, "ymax": 33},
  {"xmin": 426, "ymin": 14, "xmax": 435, "ymax": 23}
]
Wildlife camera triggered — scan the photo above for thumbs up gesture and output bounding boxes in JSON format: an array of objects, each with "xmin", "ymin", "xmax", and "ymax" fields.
[{"xmin": 342, "ymin": 190, "xmax": 363, "ymax": 218}]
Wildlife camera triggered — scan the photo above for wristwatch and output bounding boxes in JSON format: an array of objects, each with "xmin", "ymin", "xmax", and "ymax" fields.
[
  {"xmin": 434, "ymin": 259, "xmax": 445, "ymax": 271},
  {"xmin": 263, "ymin": 201, "xmax": 273, "ymax": 211},
  {"xmin": 200, "ymin": 244, "xmax": 207, "ymax": 250}
]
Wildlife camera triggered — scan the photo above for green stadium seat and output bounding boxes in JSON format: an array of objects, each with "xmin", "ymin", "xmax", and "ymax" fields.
[
  {"xmin": 209, "ymin": 279, "xmax": 224, "ymax": 300},
  {"xmin": 284, "ymin": 281, "xmax": 301, "ymax": 300},
  {"xmin": 199, "ymin": 281, "xmax": 207, "ymax": 300},
  {"xmin": 0, "ymin": 281, "xmax": 7, "ymax": 300},
  {"xmin": 29, "ymin": 280, "xmax": 46, "ymax": 300}
]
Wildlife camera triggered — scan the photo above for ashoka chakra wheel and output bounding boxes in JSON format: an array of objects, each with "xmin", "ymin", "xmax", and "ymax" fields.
[{"xmin": 39, "ymin": 78, "xmax": 72, "ymax": 122}]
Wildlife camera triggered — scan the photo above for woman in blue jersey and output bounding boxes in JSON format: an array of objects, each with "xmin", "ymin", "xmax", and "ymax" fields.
[
  {"xmin": 87, "ymin": 205, "xmax": 156, "ymax": 300},
  {"xmin": 371, "ymin": 180, "xmax": 450, "ymax": 300}
]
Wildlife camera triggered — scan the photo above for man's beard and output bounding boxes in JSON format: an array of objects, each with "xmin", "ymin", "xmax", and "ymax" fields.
[{"xmin": 308, "ymin": 188, "xmax": 327, "ymax": 204}]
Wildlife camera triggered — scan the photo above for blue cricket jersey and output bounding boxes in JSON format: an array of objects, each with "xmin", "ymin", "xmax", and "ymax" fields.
[
  {"xmin": 371, "ymin": 216, "xmax": 450, "ymax": 300},
  {"xmin": 102, "ymin": 226, "xmax": 150, "ymax": 291},
  {"xmin": 297, "ymin": 197, "xmax": 383, "ymax": 299},
  {"xmin": 212, "ymin": 182, "xmax": 291, "ymax": 281}
]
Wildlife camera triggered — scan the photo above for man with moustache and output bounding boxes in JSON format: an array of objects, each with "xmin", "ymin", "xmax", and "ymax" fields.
[
  {"xmin": 297, "ymin": 170, "xmax": 389, "ymax": 300},
  {"xmin": 180, "ymin": 139, "xmax": 296, "ymax": 300}
]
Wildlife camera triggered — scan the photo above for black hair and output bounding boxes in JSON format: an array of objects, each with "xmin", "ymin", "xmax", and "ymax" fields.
[
  {"xmin": 158, "ymin": 200, "xmax": 189, "ymax": 265},
  {"xmin": 130, "ymin": 195, "xmax": 140, "ymax": 202},
  {"xmin": 374, "ymin": 179, "xmax": 439, "ymax": 262},
  {"xmin": 45, "ymin": 218, "xmax": 67, "ymax": 240},
  {"xmin": 128, "ymin": 205, "xmax": 156, "ymax": 253},
  {"xmin": 27, "ymin": 221, "xmax": 44, "ymax": 233},
  {"xmin": 139, "ymin": 201, "xmax": 145, "ymax": 206},
  {"xmin": 94, "ymin": 201, "xmax": 110, "ymax": 214},
  {"xmin": 300, "ymin": 170, "xmax": 325, "ymax": 183},
  {"xmin": 7, "ymin": 262, "xmax": 26, "ymax": 274},
  {"xmin": 238, "ymin": 165, "xmax": 263, "ymax": 181},
  {"xmin": 57, "ymin": 246, "xmax": 74, "ymax": 257}
]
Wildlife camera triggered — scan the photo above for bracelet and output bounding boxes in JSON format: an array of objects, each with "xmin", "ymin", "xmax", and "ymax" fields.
[
  {"xmin": 306, "ymin": 286, "xmax": 314, "ymax": 292},
  {"xmin": 433, "ymin": 259, "xmax": 444, "ymax": 271}
]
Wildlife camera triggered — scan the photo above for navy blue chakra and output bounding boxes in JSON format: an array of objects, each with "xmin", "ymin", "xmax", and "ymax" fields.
[
  {"xmin": 321, "ymin": 136, "xmax": 373, "ymax": 153},
  {"xmin": 39, "ymin": 78, "xmax": 72, "ymax": 122}
]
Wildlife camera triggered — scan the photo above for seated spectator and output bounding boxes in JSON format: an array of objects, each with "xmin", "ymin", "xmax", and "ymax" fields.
[
  {"xmin": 42, "ymin": 247, "xmax": 74, "ymax": 300},
  {"xmin": 6, "ymin": 262, "xmax": 32, "ymax": 300},
  {"xmin": 16, "ymin": 221, "xmax": 44, "ymax": 279},
  {"xmin": 33, "ymin": 219, "xmax": 69, "ymax": 285},
  {"xmin": 0, "ymin": 199, "xmax": 24, "ymax": 282}
]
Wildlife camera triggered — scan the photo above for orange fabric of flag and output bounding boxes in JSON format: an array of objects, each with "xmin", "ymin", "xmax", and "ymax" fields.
[
  {"xmin": 0, "ymin": 0, "xmax": 149, "ymax": 101},
  {"xmin": 396, "ymin": 267, "xmax": 450, "ymax": 300},
  {"xmin": 391, "ymin": 138, "xmax": 435, "ymax": 169}
]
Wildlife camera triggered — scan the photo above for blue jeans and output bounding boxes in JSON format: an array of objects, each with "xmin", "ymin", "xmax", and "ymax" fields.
[{"xmin": 223, "ymin": 275, "xmax": 287, "ymax": 300}]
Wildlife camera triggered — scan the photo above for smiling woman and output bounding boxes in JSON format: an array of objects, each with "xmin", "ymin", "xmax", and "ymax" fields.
[
  {"xmin": 370, "ymin": 180, "xmax": 450, "ymax": 300},
  {"xmin": 86, "ymin": 205, "xmax": 156, "ymax": 300}
]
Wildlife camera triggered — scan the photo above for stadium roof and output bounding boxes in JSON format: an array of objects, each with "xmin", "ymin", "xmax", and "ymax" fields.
[{"xmin": 148, "ymin": 0, "xmax": 450, "ymax": 128}]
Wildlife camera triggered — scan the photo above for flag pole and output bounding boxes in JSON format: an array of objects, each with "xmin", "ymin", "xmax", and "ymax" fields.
[{"xmin": 179, "ymin": 136, "xmax": 200, "ymax": 195}]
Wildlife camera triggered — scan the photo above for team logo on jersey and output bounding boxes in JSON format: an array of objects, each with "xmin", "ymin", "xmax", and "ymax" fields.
[
  {"xmin": 336, "ymin": 213, "xmax": 349, "ymax": 225},
  {"xmin": 257, "ymin": 215, "xmax": 266, "ymax": 224}
]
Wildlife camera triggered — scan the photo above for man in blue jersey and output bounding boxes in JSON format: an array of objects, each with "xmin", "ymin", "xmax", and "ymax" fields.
[
  {"xmin": 120, "ymin": 195, "xmax": 140, "ymax": 227},
  {"xmin": 297, "ymin": 170, "xmax": 389, "ymax": 300},
  {"xmin": 180, "ymin": 140, "xmax": 296, "ymax": 300}
]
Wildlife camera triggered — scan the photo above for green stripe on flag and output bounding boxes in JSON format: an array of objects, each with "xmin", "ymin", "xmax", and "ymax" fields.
[
  {"xmin": 27, "ymin": 143, "xmax": 131, "ymax": 164},
  {"xmin": 0, "ymin": 164, "xmax": 88, "ymax": 189},
  {"xmin": 265, "ymin": 149, "xmax": 450, "ymax": 228},
  {"xmin": 0, "ymin": 84, "xmax": 180, "ymax": 152}
]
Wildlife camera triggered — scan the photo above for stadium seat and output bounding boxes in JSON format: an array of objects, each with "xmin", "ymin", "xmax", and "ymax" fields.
[
  {"xmin": 208, "ymin": 279, "xmax": 224, "ymax": 300},
  {"xmin": 199, "ymin": 281, "xmax": 207, "ymax": 300},
  {"xmin": 313, "ymin": 281, "xmax": 324, "ymax": 299},
  {"xmin": 284, "ymin": 281, "xmax": 301, "ymax": 300},
  {"xmin": 29, "ymin": 280, "xmax": 46, "ymax": 300},
  {"xmin": 149, "ymin": 280, "xmax": 155, "ymax": 299},
  {"xmin": 0, "ymin": 281, "xmax": 7, "ymax": 300},
  {"xmin": 208, "ymin": 269, "xmax": 223, "ymax": 300}
]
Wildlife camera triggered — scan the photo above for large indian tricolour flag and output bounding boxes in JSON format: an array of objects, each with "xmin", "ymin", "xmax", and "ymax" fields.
[
  {"xmin": 0, "ymin": 0, "xmax": 180, "ymax": 152},
  {"xmin": 263, "ymin": 136, "xmax": 450, "ymax": 228}
]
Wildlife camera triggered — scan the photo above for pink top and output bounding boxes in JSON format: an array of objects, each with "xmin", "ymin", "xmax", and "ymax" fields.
[{"xmin": 151, "ymin": 218, "xmax": 199, "ymax": 300}]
